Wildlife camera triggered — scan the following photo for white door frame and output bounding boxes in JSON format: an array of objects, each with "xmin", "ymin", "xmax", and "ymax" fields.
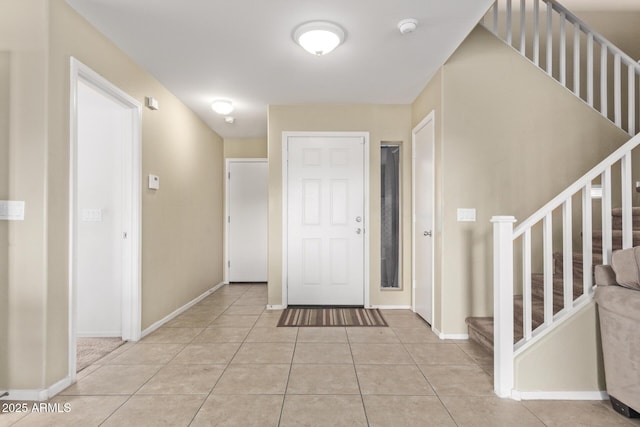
[
  {"xmin": 412, "ymin": 111, "xmax": 436, "ymax": 325},
  {"xmin": 68, "ymin": 58, "xmax": 142, "ymax": 379},
  {"xmin": 281, "ymin": 131, "xmax": 371, "ymax": 308},
  {"xmin": 224, "ymin": 157, "xmax": 268, "ymax": 284}
]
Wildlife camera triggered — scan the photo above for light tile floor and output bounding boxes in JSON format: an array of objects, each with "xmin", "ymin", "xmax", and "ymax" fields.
[{"xmin": 2, "ymin": 283, "xmax": 640, "ymax": 426}]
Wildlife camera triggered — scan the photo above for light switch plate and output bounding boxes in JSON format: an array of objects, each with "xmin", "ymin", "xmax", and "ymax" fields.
[
  {"xmin": 81, "ymin": 208, "xmax": 102, "ymax": 222},
  {"xmin": 148, "ymin": 174, "xmax": 160, "ymax": 190},
  {"xmin": 457, "ymin": 208, "xmax": 476, "ymax": 222},
  {"xmin": 0, "ymin": 200, "xmax": 25, "ymax": 220}
]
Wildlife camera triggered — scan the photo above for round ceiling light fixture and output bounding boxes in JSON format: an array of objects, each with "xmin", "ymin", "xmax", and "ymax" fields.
[
  {"xmin": 293, "ymin": 21, "xmax": 345, "ymax": 56},
  {"xmin": 211, "ymin": 99, "xmax": 234, "ymax": 115}
]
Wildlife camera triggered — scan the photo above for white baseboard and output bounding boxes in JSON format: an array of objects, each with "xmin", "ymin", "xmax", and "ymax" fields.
[
  {"xmin": 267, "ymin": 305, "xmax": 286, "ymax": 310},
  {"xmin": 141, "ymin": 282, "xmax": 225, "ymax": 338},
  {"xmin": 373, "ymin": 305, "xmax": 412, "ymax": 310},
  {"xmin": 439, "ymin": 333, "xmax": 469, "ymax": 340},
  {"xmin": 512, "ymin": 390, "xmax": 609, "ymax": 401},
  {"xmin": 0, "ymin": 377, "xmax": 73, "ymax": 402},
  {"xmin": 432, "ymin": 326, "xmax": 469, "ymax": 340},
  {"xmin": 47, "ymin": 376, "xmax": 73, "ymax": 399},
  {"xmin": 77, "ymin": 332, "xmax": 121, "ymax": 338},
  {"xmin": 0, "ymin": 389, "xmax": 48, "ymax": 401}
]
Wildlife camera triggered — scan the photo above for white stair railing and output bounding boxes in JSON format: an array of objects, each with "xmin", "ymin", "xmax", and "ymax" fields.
[
  {"xmin": 491, "ymin": 131, "xmax": 640, "ymax": 397},
  {"xmin": 482, "ymin": 0, "xmax": 640, "ymax": 136}
]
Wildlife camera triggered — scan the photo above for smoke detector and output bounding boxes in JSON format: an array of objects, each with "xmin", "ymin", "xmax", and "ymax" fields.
[{"xmin": 398, "ymin": 18, "xmax": 418, "ymax": 35}]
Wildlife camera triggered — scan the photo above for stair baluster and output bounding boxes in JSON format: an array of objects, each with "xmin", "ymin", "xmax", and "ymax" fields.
[{"xmin": 482, "ymin": 0, "xmax": 640, "ymax": 137}]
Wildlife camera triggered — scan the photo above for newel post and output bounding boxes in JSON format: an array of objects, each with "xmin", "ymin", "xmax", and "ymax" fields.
[{"xmin": 491, "ymin": 215, "xmax": 517, "ymax": 398}]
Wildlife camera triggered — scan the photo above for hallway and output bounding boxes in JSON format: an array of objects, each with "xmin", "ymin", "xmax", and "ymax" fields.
[{"xmin": 2, "ymin": 284, "xmax": 637, "ymax": 426}]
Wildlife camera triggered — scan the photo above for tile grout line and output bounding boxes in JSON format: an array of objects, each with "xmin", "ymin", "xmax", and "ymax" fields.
[
  {"xmin": 346, "ymin": 326, "xmax": 372, "ymax": 427},
  {"xmin": 277, "ymin": 324, "xmax": 299, "ymax": 426}
]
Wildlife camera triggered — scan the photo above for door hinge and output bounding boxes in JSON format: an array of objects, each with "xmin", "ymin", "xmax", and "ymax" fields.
[
  {"xmin": 228, "ymin": 260, "xmax": 230, "ymax": 268},
  {"xmin": 228, "ymin": 172, "xmax": 230, "ymax": 179},
  {"xmin": 228, "ymin": 216, "xmax": 230, "ymax": 223}
]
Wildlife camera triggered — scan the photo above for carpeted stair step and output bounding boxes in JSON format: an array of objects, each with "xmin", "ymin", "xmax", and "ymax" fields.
[
  {"xmin": 611, "ymin": 207, "xmax": 640, "ymax": 231},
  {"xmin": 592, "ymin": 230, "xmax": 640, "ymax": 253},
  {"xmin": 465, "ymin": 316, "xmax": 495, "ymax": 354},
  {"xmin": 466, "ymin": 294, "xmax": 543, "ymax": 352},
  {"xmin": 530, "ymin": 273, "xmax": 585, "ymax": 303},
  {"xmin": 513, "ymin": 296, "xmax": 545, "ymax": 333},
  {"xmin": 552, "ymin": 252, "xmax": 602, "ymax": 280}
]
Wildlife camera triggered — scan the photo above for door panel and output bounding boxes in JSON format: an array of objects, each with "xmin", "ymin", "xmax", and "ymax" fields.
[
  {"xmin": 414, "ymin": 118, "xmax": 434, "ymax": 324},
  {"xmin": 287, "ymin": 136, "xmax": 365, "ymax": 306},
  {"xmin": 228, "ymin": 161, "xmax": 268, "ymax": 282},
  {"xmin": 76, "ymin": 81, "xmax": 124, "ymax": 336}
]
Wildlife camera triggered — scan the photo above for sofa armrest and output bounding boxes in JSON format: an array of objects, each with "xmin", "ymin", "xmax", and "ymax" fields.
[{"xmin": 595, "ymin": 265, "xmax": 617, "ymax": 286}]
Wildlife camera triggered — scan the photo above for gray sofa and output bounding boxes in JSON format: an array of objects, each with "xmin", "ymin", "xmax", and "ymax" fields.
[{"xmin": 594, "ymin": 247, "xmax": 640, "ymax": 418}]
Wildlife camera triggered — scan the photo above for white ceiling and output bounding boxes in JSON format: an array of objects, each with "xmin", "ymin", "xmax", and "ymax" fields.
[
  {"xmin": 66, "ymin": 0, "xmax": 497, "ymax": 138},
  {"xmin": 64, "ymin": 1, "xmax": 640, "ymax": 139}
]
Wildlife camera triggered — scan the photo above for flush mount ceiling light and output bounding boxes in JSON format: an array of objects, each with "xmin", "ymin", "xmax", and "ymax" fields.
[
  {"xmin": 293, "ymin": 21, "xmax": 345, "ymax": 56},
  {"xmin": 211, "ymin": 99, "xmax": 234, "ymax": 115}
]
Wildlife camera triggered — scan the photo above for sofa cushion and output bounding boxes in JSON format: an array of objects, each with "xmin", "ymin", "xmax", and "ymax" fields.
[
  {"xmin": 595, "ymin": 265, "xmax": 617, "ymax": 286},
  {"xmin": 595, "ymin": 285, "xmax": 640, "ymax": 323},
  {"xmin": 610, "ymin": 247, "xmax": 640, "ymax": 291}
]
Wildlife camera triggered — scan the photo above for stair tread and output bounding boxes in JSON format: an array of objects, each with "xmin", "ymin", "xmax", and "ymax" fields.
[
  {"xmin": 611, "ymin": 207, "xmax": 640, "ymax": 216},
  {"xmin": 592, "ymin": 229, "xmax": 640, "ymax": 236}
]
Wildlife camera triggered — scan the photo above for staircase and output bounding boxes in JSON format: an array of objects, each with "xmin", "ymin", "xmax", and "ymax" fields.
[
  {"xmin": 470, "ymin": 0, "xmax": 640, "ymax": 398},
  {"xmin": 467, "ymin": 207, "xmax": 640, "ymax": 353}
]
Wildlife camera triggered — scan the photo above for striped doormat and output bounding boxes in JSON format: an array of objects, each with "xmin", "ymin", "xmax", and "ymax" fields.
[{"xmin": 278, "ymin": 307, "xmax": 388, "ymax": 327}]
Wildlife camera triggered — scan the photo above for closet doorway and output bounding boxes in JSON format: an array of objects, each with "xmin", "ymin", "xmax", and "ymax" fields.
[{"xmin": 69, "ymin": 58, "xmax": 142, "ymax": 378}]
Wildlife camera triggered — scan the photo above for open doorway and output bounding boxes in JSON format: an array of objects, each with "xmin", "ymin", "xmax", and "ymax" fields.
[{"xmin": 69, "ymin": 58, "xmax": 142, "ymax": 378}]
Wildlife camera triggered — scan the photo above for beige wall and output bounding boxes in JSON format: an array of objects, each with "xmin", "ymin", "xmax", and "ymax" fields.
[
  {"xmin": 0, "ymin": 52, "xmax": 8, "ymax": 389},
  {"xmin": 412, "ymin": 26, "xmax": 629, "ymax": 335},
  {"xmin": 224, "ymin": 138, "xmax": 267, "ymax": 158},
  {"xmin": 515, "ymin": 302, "xmax": 605, "ymax": 392},
  {"xmin": 0, "ymin": 0, "xmax": 49, "ymax": 391},
  {"xmin": 267, "ymin": 105, "xmax": 413, "ymax": 307},
  {"xmin": 0, "ymin": 0, "xmax": 225, "ymax": 391}
]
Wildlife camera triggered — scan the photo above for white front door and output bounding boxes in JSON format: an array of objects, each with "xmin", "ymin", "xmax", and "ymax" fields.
[
  {"xmin": 286, "ymin": 134, "xmax": 366, "ymax": 306},
  {"xmin": 227, "ymin": 160, "xmax": 268, "ymax": 282},
  {"xmin": 413, "ymin": 114, "xmax": 435, "ymax": 324}
]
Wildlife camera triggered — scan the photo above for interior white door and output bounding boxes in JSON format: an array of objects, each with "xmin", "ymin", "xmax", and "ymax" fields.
[
  {"xmin": 76, "ymin": 80, "xmax": 126, "ymax": 336},
  {"xmin": 413, "ymin": 116, "xmax": 434, "ymax": 324},
  {"xmin": 228, "ymin": 161, "xmax": 268, "ymax": 282},
  {"xmin": 287, "ymin": 135, "xmax": 365, "ymax": 306}
]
